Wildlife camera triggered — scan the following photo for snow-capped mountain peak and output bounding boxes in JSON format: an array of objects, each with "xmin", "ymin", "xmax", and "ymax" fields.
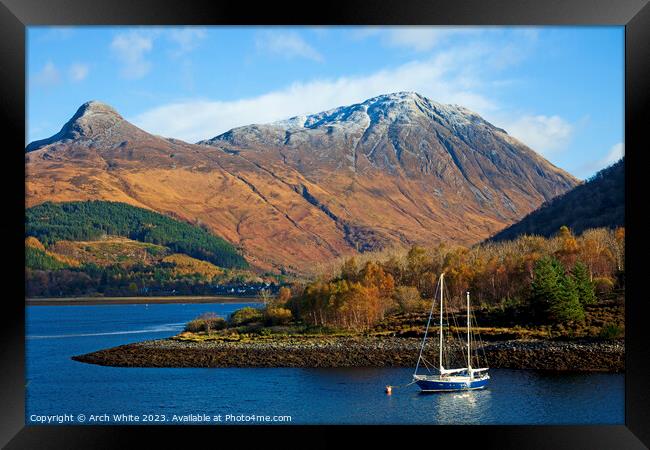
[
  {"xmin": 243, "ymin": 92, "xmax": 488, "ymax": 137},
  {"xmin": 200, "ymin": 92, "xmax": 497, "ymax": 153}
]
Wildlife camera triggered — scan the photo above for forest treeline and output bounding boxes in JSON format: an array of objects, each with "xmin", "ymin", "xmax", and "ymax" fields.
[
  {"xmin": 490, "ymin": 158, "xmax": 624, "ymax": 241},
  {"xmin": 25, "ymin": 236, "xmax": 278, "ymax": 297},
  {"xmin": 285, "ymin": 226, "xmax": 625, "ymax": 330},
  {"xmin": 25, "ymin": 259, "xmax": 274, "ymax": 298},
  {"xmin": 26, "ymin": 201, "xmax": 248, "ymax": 269}
]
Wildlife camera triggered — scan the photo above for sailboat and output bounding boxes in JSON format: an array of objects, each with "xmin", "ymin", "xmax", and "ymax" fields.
[{"xmin": 413, "ymin": 273, "xmax": 490, "ymax": 392}]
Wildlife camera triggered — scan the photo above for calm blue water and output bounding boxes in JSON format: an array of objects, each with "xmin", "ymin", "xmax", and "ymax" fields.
[{"xmin": 26, "ymin": 303, "xmax": 624, "ymax": 425}]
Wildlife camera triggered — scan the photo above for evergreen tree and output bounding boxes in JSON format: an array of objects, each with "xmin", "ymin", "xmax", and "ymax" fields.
[
  {"xmin": 530, "ymin": 257, "xmax": 561, "ymax": 320},
  {"xmin": 551, "ymin": 268, "xmax": 585, "ymax": 323},
  {"xmin": 530, "ymin": 256, "xmax": 585, "ymax": 324},
  {"xmin": 572, "ymin": 261, "xmax": 596, "ymax": 306},
  {"xmin": 25, "ymin": 246, "xmax": 69, "ymax": 270}
]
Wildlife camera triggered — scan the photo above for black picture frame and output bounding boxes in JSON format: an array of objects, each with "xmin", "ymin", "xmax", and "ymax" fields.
[{"xmin": 2, "ymin": 0, "xmax": 648, "ymax": 448}]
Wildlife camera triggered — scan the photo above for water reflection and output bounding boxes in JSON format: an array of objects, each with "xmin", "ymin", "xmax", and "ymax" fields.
[{"xmin": 418, "ymin": 388, "xmax": 491, "ymax": 424}]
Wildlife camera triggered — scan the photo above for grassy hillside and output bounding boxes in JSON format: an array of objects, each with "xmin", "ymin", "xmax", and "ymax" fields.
[
  {"xmin": 489, "ymin": 158, "xmax": 624, "ymax": 241},
  {"xmin": 49, "ymin": 237, "xmax": 167, "ymax": 267},
  {"xmin": 161, "ymin": 253, "xmax": 224, "ymax": 279},
  {"xmin": 26, "ymin": 200, "xmax": 248, "ymax": 269}
]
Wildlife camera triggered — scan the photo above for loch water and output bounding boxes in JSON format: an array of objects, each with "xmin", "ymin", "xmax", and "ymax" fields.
[{"xmin": 26, "ymin": 303, "xmax": 624, "ymax": 425}]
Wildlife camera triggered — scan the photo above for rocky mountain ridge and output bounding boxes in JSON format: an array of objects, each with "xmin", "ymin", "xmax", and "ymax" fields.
[{"xmin": 25, "ymin": 93, "xmax": 579, "ymax": 273}]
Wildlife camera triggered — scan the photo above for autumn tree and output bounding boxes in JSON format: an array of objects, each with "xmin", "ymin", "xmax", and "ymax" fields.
[
  {"xmin": 555, "ymin": 225, "xmax": 579, "ymax": 268},
  {"xmin": 393, "ymin": 286, "xmax": 424, "ymax": 313},
  {"xmin": 359, "ymin": 261, "xmax": 395, "ymax": 297},
  {"xmin": 277, "ymin": 286, "xmax": 292, "ymax": 305},
  {"xmin": 404, "ymin": 246, "xmax": 430, "ymax": 288},
  {"xmin": 340, "ymin": 257, "xmax": 359, "ymax": 282},
  {"xmin": 258, "ymin": 288, "xmax": 273, "ymax": 306}
]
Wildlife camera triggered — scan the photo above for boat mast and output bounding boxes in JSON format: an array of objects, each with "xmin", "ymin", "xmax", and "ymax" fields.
[
  {"xmin": 414, "ymin": 272, "xmax": 438, "ymax": 376},
  {"xmin": 439, "ymin": 273, "xmax": 444, "ymax": 373},
  {"xmin": 467, "ymin": 291, "xmax": 471, "ymax": 374}
]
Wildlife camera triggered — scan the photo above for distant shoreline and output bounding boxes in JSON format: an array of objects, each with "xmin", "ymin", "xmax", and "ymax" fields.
[{"xmin": 26, "ymin": 296, "xmax": 262, "ymax": 306}]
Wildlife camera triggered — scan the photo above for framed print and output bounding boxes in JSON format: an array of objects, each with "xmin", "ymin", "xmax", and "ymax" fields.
[{"xmin": 1, "ymin": 0, "xmax": 648, "ymax": 448}]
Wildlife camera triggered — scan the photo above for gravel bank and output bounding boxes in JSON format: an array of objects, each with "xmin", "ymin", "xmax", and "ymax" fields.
[{"xmin": 72, "ymin": 337, "xmax": 624, "ymax": 372}]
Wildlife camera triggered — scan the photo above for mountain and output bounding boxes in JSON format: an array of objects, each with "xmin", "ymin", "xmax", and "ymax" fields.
[
  {"xmin": 489, "ymin": 158, "xmax": 624, "ymax": 241},
  {"xmin": 27, "ymin": 101, "xmax": 127, "ymax": 151},
  {"xmin": 25, "ymin": 93, "xmax": 579, "ymax": 273},
  {"xmin": 201, "ymin": 93, "xmax": 574, "ymax": 195}
]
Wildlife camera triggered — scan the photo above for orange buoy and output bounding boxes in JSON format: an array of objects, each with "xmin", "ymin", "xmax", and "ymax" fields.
[{"xmin": 385, "ymin": 385, "xmax": 392, "ymax": 395}]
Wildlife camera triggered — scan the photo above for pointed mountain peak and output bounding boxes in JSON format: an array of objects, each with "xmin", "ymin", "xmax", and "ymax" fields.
[
  {"xmin": 65, "ymin": 100, "xmax": 124, "ymax": 132},
  {"xmin": 75, "ymin": 100, "xmax": 123, "ymax": 119},
  {"xmin": 26, "ymin": 101, "xmax": 125, "ymax": 152}
]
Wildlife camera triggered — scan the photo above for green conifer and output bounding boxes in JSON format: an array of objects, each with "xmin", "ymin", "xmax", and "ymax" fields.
[
  {"xmin": 551, "ymin": 268, "xmax": 585, "ymax": 323},
  {"xmin": 572, "ymin": 261, "xmax": 596, "ymax": 305},
  {"xmin": 530, "ymin": 257, "xmax": 560, "ymax": 320},
  {"xmin": 531, "ymin": 256, "xmax": 585, "ymax": 324}
]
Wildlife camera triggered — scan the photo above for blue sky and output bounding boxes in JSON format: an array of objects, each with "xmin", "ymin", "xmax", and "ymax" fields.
[{"xmin": 27, "ymin": 26, "xmax": 624, "ymax": 179}]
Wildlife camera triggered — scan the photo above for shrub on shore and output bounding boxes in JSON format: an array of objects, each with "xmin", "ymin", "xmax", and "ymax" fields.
[
  {"xmin": 185, "ymin": 312, "xmax": 227, "ymax": 333},
  {"xmin": 229, "ymin": 306, "xmax": 264, "ymax": 326},
  {"xmin": 264, "ymin": 307, "xmax": 293, "ymax": 326},
  {"xmin": 593, "ymin": 277, "xmax": 614, "ymax": 295},
  {"xmin": 599, "ymin": 323, "xmax": 624, "ymax": 339}
]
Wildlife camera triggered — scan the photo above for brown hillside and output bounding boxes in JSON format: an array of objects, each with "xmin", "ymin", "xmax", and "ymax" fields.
[{"xmin": 25, "ymin": 95, "xmax": 578, "ymax": 273}]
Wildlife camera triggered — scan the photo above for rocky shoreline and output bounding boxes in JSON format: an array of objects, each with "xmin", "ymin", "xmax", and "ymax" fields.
[{"xmin": 72, "ymin": 337, "xmax": 624, "ymax": 372}]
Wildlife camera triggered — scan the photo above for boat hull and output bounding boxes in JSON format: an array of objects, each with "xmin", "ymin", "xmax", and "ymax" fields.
[{"xmin": 415, "ymin": 377, "xmax": 489, "ymax": 392}]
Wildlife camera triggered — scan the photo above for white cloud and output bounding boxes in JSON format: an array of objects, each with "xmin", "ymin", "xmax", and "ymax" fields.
[
  {"xmin": 32, "ymin": 60, "xmax": 90, "ymax": 87},
  {"xmin": 574, "ymin": 142, "xmax": 624, "ymax": 179},
  {"xmin": 353, "ymin": 27, "xmax": 541, "ymax": 74},
  {"xmin": 130, "ymin": 48, "xmax": 498, "ymax": 143},
  {"xmin": 32, "ymin": 61, "xmax": 61, "ymax": 87},
  {"xmin": 503, "ymin": 114, "xmax": 574, "ymax": 155},
  {"xmin": 353, "ymin": 27, "xmax": 512, "ymax": 53},
  {"xmin": 603, "ymin": 142, "xmax": 625, "ymax": 165},
  {"xmin": 68, "ymin": 63, "xmax": 89, "ymax": 82},
  {"xmin": 256, "ymin": 31, "xmax": 323, "ymax": 62},
  {"xmin": 384, "ymin": 27, "xmax": 480, "ymax": 52},
  {"xmin": 167, "ymin": 28, "xmax": 207, "ymax": 56},
  {"xmin": 110, "ymin": 32, "xmax": 154, "ymax": 79},
  {"xmin": 129, "ymin": 34, "xmax": 563, "ymax": 152}
]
